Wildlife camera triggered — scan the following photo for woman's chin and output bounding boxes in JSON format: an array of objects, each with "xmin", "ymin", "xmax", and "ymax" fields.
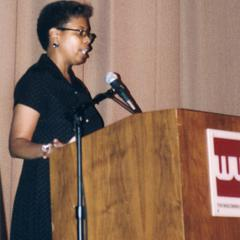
[{"xmin": 73, "ymin": 55, "xmax": 88, "ymax": 65}]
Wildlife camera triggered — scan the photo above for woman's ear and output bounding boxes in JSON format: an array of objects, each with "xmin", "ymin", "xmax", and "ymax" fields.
[{"xmin": 49, "ymin": 28, "xmax": 60, "ymax": 48}]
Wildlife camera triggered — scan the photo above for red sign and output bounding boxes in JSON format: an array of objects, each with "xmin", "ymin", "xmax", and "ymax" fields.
[{"xmin": 214, "ymin": 138, "xmax": 240, "ymax": 198}]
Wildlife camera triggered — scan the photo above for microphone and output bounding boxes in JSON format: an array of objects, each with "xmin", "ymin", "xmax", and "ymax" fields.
[{"xmin": 105, "ymin": 72, "xmax": 137, "ymax": 111}]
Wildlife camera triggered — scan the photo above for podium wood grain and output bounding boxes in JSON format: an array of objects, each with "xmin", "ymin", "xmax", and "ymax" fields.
[
  {"xmin": 50, "ymin": 109, "xmax": 240, "ymax": 240},
  {"xmin": 178, "ymin": 110, "xmax": 240, "ymax": 239},
  {"xmin": 82, "ymin": 110, "xmax": 184, "ymax": 240}
]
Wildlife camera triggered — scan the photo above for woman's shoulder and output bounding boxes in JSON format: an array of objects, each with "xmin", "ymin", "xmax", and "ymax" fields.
[
  {"xmin": 15, "ymin": 71, "xmax": 46, "ymax": 95},
  {"xmin": 23, "ymin": 56, "xmax": 51, "ymax": 78},
  {"xmin": 16, "ymin": 57, "xmax": 52, "ymax": 89}
]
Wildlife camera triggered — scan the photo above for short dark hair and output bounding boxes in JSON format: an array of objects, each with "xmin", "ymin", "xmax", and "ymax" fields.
[{"xmin": 37, "ymin": 0, "xmax": 93, "ymax": 50}]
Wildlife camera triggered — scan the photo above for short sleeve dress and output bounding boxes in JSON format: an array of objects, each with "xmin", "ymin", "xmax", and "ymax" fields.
[{"xmin": 10, "ymin": 54, "xmax": 104, "ymax": 240}]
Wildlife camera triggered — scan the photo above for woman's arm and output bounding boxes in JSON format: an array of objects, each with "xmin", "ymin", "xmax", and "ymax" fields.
[{"xmin": 9, "ymin": 104, "xmax": 47, "ymax": 159}]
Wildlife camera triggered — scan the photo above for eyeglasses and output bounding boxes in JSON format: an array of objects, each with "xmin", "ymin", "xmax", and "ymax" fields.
[{"xmin": 57, "ymin": 27, "xmax": 95, "ymax": 41}]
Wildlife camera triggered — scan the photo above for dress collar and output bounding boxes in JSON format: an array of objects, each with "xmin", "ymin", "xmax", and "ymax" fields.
[{"xmin": 37, "ymin": 54, "xmax": 77, "ymax": 86}]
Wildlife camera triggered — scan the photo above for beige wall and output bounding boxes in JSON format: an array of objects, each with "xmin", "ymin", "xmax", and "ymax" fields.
[
  {"xmin": 0, "ymin": 1, "xmax": 18, "ymax": 234},
  {"xmin": 86, "ymin": 0, "xmax": 181, "ymax": 123},
  {"xmin": 1, "ymin": 0, "xmax": 240, "ymax": 235},
  {"xmin": 180, "ymin": 0, "xmax": 240, "ymax": 114}
]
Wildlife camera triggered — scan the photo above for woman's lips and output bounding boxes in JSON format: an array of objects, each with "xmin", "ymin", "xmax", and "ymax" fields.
[{"xmin": 81, "ymin": 48, "xmax": 89, "ymax": 55}]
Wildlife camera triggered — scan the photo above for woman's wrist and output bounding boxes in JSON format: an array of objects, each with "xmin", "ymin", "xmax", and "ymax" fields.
[{"xmin": 41, "ymin": 143, "xmax": 52, "ymax": 159}]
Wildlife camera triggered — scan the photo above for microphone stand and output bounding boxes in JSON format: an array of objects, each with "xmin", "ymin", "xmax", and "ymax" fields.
[
  {"xmin": 73, "ymin": 89, "xmax": 114, "ymax": 240},
  {"xmin": 74, "ymin": 113, "xmax": 84, "ymax": 240},
  {"xmin": 111, "ymin": 96, "xmax": 137, "ymax": 114},
  {"xmin": 74, "ymin": 88, "xmax": 141, "ymax": 240},
  {"xmin": 94, "ymin": 89, "xmax": 142, "ymax": 114}
]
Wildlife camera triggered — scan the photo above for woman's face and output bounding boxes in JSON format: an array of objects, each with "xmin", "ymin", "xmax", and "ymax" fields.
[{"xmin": 57, "ymin": 16, "xmax": 93, "ymax": 66}]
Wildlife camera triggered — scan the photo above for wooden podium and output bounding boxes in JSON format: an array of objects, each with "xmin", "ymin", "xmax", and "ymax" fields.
[{"xmin": 50, "ymin": 109, "xmax": 240, "ymax": 240}]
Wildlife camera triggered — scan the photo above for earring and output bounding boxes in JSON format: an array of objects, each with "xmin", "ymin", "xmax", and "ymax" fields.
[{"xmin": 53, "ymin": 43, "xmax": 59, "ymax": 48}]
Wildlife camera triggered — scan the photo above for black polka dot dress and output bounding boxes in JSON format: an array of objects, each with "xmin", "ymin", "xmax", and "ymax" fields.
[{"xmin": 10, "ymin": 54, "xmax": 104, "ymax": 240}]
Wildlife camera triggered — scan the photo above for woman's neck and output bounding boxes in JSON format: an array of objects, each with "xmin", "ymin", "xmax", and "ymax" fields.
[{"xmin": 47, "ymin": 51, "xmax": 72, "ymax": 82}]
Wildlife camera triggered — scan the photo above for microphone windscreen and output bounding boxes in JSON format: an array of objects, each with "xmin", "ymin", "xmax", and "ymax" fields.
[{"xmin": 105, "ymin": 72, "xmax": 118, "ymax": 84}]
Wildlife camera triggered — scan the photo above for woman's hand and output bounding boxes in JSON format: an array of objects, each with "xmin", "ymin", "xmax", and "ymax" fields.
[
  {"xmin": 41, "ymin": 139, "xmax": 66, "ymax": 159},
  {"xmin": 52, "ymin": 138, "xmax": 65, "ymax": 148},
  {"xmin": 41, "ymin": 139, "xmax": 65, "ymax": 159}
]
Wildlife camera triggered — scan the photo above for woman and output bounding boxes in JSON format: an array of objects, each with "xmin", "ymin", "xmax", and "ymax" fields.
[{"xmin": 9, "ymin": 1, "xmax": 104, "ymax": 239}]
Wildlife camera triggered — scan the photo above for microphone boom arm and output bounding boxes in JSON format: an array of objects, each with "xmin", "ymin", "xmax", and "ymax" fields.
[
  {"xmin": 93, "ymin": 89, "xmax": 141, "ymax": 114},
  {"xmin": 110, "ymin": 95, "xmax": 137, "ymax": 114}
]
